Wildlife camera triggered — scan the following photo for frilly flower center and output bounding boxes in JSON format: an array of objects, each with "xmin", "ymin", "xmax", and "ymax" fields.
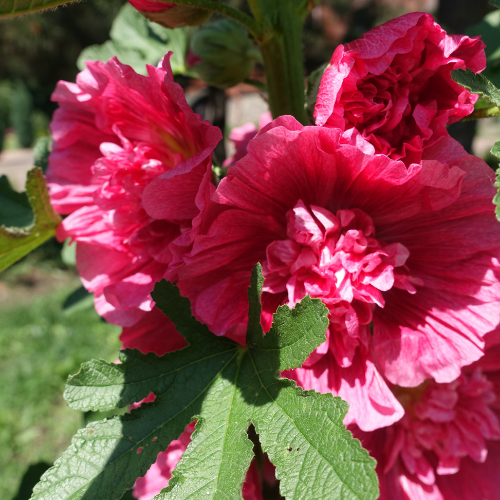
[
  {"xmin": 387, "ymin": 371, "xmax": 500, "ymax": 485},
  {"xmin": 262, "ymin": 200, "xmax": 416, "ymax": 368},
  {"xmin": 91, "ymin": 131, "xmax": 186, "ymax": 263}
]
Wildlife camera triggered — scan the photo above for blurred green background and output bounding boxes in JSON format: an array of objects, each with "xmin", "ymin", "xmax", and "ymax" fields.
[{"xmin": 0, "ymin": 243, "xmax": 122, "ymax": 498}]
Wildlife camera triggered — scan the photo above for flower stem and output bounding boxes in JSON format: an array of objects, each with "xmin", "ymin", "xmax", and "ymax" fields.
[
  {"xmin": 254, "ymin": 0, "xmax": 309, "ymax": 124},
  {"xmin": 158, "ymin": 0, "xmax": 262, "ymax": 39}
]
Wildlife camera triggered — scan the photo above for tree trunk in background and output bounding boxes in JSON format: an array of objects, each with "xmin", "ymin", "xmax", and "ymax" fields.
[{"xmin": 438, "ymin": 0, "xmax": 493, "ymax": 153}]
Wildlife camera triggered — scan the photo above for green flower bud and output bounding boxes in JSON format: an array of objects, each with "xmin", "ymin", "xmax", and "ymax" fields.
[
  {"xmin": 138, "ymin": 4, "xmax": 211, "ymax": 29},
  {"xmin": 190, "ymin": 19, "xmax": 262, "ymax": 88}
]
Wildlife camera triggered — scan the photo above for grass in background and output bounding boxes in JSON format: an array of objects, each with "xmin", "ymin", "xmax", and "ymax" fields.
[{"xmin": 0, "ymin": 257, "xmax": 122, "ymax": 499}]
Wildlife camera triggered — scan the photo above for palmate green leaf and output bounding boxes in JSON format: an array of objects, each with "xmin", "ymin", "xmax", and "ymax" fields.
[
  {"xmin": 0, "ymin": 0, "xmax": 76, "ymax": 18},
  {"xmin": 452, "ymin": 68, "xmax": 500, "ymax": 106},
  {"xmin": 0, "ymin": 167, "xmax": 61, "ymax": 272},
  {"xmin": 77, "ymin": 4, "xmax": 190, "ymax": 76},
  {"xmin": 36, "ymin": 265, "xmax": 378, "ymax": 500}
]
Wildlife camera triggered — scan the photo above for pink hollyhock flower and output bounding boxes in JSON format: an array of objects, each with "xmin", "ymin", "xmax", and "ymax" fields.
[
  {"xmin": 133, "ymin": 421, "xmax": 264, "ymax": 500},
  {"xmin": 128, "ymin": 0, "xmax": 175, "ymax": 12},
  {"xmin": 354, "ymin": 329, "xmax": 500, "ymax": 499},
  {"xmin": 314, "ymin": 12, "xmax": 486, "ymax": 166},
  {"xmin": 143, "ymin": 116, "xmax": 500, "ymax": 431},
  {"xmin": 46, "ymin": 54, "xmax": 221, "ymax": 355},
  {"xmin": 223, "ymin": 112, "xmax": 272, "ymax": 167}
]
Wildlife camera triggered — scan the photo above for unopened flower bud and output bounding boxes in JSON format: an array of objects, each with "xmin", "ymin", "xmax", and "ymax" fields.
[
  {"xmin": 190, "ymin": 19, "xmax": 261, "ymax": 88},
  {"xmin": 128, "ymin": 0, "xmax": 211, "ymax": 28}
]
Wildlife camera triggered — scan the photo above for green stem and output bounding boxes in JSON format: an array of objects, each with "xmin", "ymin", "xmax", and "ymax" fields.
[
  {"xmin": 256, "ymin": 1, "xmax": 308, "ymax": 124},
  {"xmin": 462, "ymin": 106, "xmax": 500, "ymax": 120},
  {"xmin": 158, "ymin": 0, "xmax": 262, "ymax": 39}
]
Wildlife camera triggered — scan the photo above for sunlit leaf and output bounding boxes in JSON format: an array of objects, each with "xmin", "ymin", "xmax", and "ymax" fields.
[{"xmin": 35, "ymin": 266, "xmax": 378, "ymax": 500}]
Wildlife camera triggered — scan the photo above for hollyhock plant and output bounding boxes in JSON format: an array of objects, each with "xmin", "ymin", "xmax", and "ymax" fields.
[
  {"xmin": 46, "ymin": 54, "xmax": 221, "ymax": 355},
  {"xmin": 354, "ymin": 329, "xmax": 500, "ymax": 499},
  {"xmin": 142, "ymin": 116, "xmax": 500, "ymax": 432},
  {"xmin": 314, "ymin": 12, "xmax": 486, "ymax": 166}
]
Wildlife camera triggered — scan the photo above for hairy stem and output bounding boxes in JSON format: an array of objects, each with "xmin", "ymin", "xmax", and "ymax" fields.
[{"xmin": 256, "ymin": 0, "xmax": 309, "ymax": 124}]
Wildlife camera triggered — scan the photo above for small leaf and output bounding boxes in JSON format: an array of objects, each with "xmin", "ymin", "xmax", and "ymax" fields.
[
  {"xmin": 0, "ymin": 0, "xmax": 76, "ymax": 18},
  {"xmin": 491, "ymin": 141, "xmax": 500, "ymax": 160},
  {"xmin": 0, "ymin": 167, "xmax": 61, "ymax": 272},
  {"xmin": 452, "ymin": 68, "xmax": 500, "ymax": 106}
]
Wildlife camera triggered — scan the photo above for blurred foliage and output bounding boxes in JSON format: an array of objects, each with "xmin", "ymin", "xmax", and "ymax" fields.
[
  {"xmin": 10, "ymin": 81, "xmax": 34, "ymax": 148},
  {"xmin": 0, "ymin": 0, "xmax": 124, "ymax": 147},
  {"xmin": 0, "ymin": 81, "xmax": 11, "ymax": 151},
  {"xmin": 0, "ymin": 264, "xmax": 121, "ymax": 498}
]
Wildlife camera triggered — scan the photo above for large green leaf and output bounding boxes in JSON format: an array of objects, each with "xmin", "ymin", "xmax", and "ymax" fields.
[
  {"xmin": 0, "ymin": 167, "xmax": 60, "ymax": 272},
  {"xmin": 452, "ymin": 68, "xmax": 500, "ymax": 106},
  {"xmin": 78, "ymin": 4, "xmax": 190, "ymax": 76},
  {"xmin": 36, "ymin": 265, "xmax": 378, "ymax": 500},
  {"xmin": 0, "ymin": 0, "xmax": 76, "ymax": 18}
]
